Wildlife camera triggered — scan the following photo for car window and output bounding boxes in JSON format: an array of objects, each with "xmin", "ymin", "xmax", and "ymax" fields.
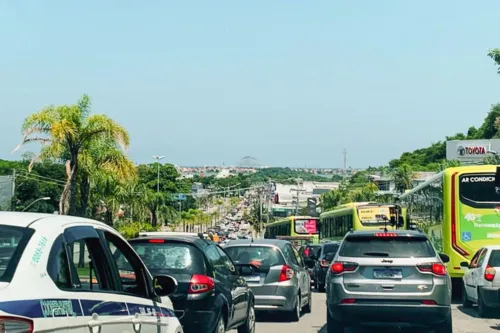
[
  {"xmin": 292, "ymin": 246, "xmax": 303, "ymax": 266},
  {"xmin": 322, "ymin": 243, "xmax": 340, "ymax": 256},
  {"xmin": 470, "ymin": 249, "xmax": 482, "ymax": 268},
  {"xmin": 477, "ymin": 248, "xmax": 488, "ymax": 267},
  {"xmin": 339, "ymin": 236, "xmax": 435, "ymax": 258},
  {"xmin": 47, "ymin": 234, "xmax": 112, "ymax": 292},
  {"xmin": 215, "ymin": 246, "xmax": 237, "ymax": 275},
  {"xmin": 488, "ymin": 250, "xmax": 500, "ymax": 267},
  {"xmin": 284, "ymin": 244, "xmax": 299, "ymax": 265},
  {"xmin": 131, "ymin": 241, "xmax": 205, "ymax": 275},
  {"xmin": 103, "ymin": 232, "xmax": 150, "ymax": 299},
  {"xmin": 206, "ymin": 245, "xmax": 229, "ymax": 275},
  {"xmin": 224, "ymin": 246, "xmax": 285, "ymax": 267},
  {"xmin": 0, "ymin": 225, "xmax": 34, "ymax": 283}
]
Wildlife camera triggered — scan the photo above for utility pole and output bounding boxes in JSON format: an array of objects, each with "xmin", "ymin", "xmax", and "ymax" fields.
[
  {"xmin": 291, "ymin": 178, "xmax": 305, "ymax": 215},
  {"xmin": 266, "ymin": 179, "xmax": 273, "ymax": 225},
  {"xmin": 152, "ymin": 155, "xmax": 165, "ymax": 193}
]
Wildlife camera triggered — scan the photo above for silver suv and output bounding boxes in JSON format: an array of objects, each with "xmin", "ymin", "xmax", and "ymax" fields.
[{"xmin": 325, "ymin": 230, "xmax": 452, "ymax": 333}]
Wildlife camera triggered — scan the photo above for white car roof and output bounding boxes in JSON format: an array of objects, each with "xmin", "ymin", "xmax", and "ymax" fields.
[{"xmin": 0, "ymin": 211, "xmax": 111, "ymax": 229}]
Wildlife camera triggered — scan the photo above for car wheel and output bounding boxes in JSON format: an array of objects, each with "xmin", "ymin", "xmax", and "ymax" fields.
[
  {"xmin": 462, "ymin": 284, "xmax": 472, "ymax": 308},
  {"xmin": 477, "ymin": 289, "xmax": 492, "ymax": 318},
  {"xmin": 303, "ymin": 290, "xmax": 312, "ymax": 313},
  {"xmin": 237, "ymin": 302, "xmax": 255, "ymax": 333},
  {"xmin": 432, "ymin": 314, "xmax": 452, "ymax": 333},
  {"xmin": 326, "ymin": 307, "xmax": 344, "ymax": 333},
  {"xmin": 214, "ymin": 314, "xmax": 225, "ymax": 333},
  {"xmin": 288, "ymin": 294, "xmax": 301, "ymax": 322}
]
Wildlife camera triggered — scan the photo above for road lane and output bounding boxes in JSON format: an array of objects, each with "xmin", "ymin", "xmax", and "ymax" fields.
[{"xmin": 230, "ymin": 292, "xmax": 500, "ymax": 333}]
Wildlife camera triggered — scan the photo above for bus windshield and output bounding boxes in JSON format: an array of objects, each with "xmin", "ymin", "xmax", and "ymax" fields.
[
  {"xmin": 459, "ymin": 173, "xmax": 500, "ymax": 208},
  {"xmin": 294, "ymin": 219, "xmax": 318, "ymax": 234},
  {"xmin": 357, "ymin": 205, "xmax": 393, "ymax": 227}
]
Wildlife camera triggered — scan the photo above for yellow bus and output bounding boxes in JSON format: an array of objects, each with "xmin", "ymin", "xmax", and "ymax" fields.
[
  {"xmin": 319, "ymin": 202, "xmax": 405, "ymax": 240},
  {"xmin": 265, "ymin": 216, "xmax": 320, "ymax": 245},
  {"xmin": 398, "ymin": 165, "xmax": 500, "ymax": 295}
]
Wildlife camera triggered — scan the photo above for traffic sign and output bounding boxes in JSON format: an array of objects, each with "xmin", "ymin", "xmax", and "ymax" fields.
[{"xmin": 173, "ymin": 194, "xmax": 187, "ymax": 201}]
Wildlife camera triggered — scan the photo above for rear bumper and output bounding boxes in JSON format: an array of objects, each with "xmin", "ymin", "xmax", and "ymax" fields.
[
  {"xmin": 253, "ymin": 285, "xmax": 297, "ymax": 311},
  {"xmin": 180, "ymin": 309, "xmax": 217, "ymax": 333},
  {"xmin": 480, "ymin": 286, "xmax": 500, "ymax": 307},
  {"xmin": 328, "ymin": 304, "xmax": 451, "ymax": 327}
]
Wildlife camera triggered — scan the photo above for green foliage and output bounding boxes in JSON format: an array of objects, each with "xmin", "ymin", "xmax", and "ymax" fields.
[
  {"xmin": 249, "ymin": 167, "xmax": 329, "ymax": 184},
  {"xmin": 115, "ymin": 221, "xmax": 159, "ymax": 239}
]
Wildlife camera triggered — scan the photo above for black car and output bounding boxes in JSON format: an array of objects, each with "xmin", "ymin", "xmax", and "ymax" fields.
[
  {"xmin": 308, "ymin": 242, "xmax": 341, "ymax": 292},
  {"xmin": 128, "ymin": 233, "xmax": 256, "ymax": 333},
  {"xmin": 298, "ymin": 244, "xmax": 321, "ymax": 285}
]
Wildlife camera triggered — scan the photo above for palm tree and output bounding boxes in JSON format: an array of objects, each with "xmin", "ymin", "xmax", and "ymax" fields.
[
  {"xmin": 391, "ymin": 164, "xmax": 414, "ymax": 194},
  {"xmin": 13, "ymin": 94, "xmax": 130, "ymax": 216}
]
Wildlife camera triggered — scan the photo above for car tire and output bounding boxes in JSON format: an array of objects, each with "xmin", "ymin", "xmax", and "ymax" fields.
[
  {"xmin": 237, "ymin": 301, "xmax": 255, "ymax": 333},
  {"xmin": 214, "ymin": 314, "xmax": 225, "ymax": 333},
  {"xmin": 462, "ymin": 284, "xmax": 472, "ymax": 308},
  {"xmin": 288, "ymin": 294, "xmax": 301, "ymax": 322},
  {"xmin": 477, "ymin": 289, "xmax": 492, "ymax": 318},
  {"xmin": 326, "ymin": 307, "xmax": 344, "ymax": 333},
  {"xmin": 303, "ymin": 290, "xmax": 312, "ymax": 313},
  {"xmin": 432, "ymin": 314, "xmax": 452, "ymax": 333}
]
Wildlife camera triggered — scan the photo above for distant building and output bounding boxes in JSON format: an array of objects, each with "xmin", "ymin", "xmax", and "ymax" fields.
[{"xmin": 369, "ymin": 172, "xmax": 438, "ymax": 195}]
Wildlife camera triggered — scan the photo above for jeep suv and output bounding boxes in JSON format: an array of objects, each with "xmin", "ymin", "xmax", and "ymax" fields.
[{"xmin": 325, "ymin": 230, "xmax": 452, "ymax": 333}]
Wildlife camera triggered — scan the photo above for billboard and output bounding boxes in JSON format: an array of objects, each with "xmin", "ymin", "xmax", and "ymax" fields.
[
  {"xmin": 0, "ymin": 176, "xmax": 13, "ymax": 209},
  {"xmin": 446, "ymin": 139, "xmax": 500, "ymax": 163}
]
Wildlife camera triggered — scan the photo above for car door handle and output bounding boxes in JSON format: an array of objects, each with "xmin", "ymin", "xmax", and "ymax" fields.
[{"xmin": 88, "ymin": 314, "xmax": 102, "ymax": 333}]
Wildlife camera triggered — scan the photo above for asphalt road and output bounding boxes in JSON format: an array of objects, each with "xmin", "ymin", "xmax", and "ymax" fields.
[{"xmin": 230, "ymin": 291, "xmax": 500, "ymax": 333}]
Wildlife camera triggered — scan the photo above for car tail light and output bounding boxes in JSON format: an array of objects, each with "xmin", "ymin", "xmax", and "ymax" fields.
[
  {"xmin": 417, "ymin": 263, "xmax": 446, "ymax": 276},
  {"xmin": 374, "ymin": 233, "xmax": 397, "ymax": 237},
  {"xmin": 278, "ymin": 265, "xmax": 294, "ymax": 282},
  {"xmin": 304, "ymin": 248, "xmax": 310, "ymax": 256},
  {"xmin": 188, "ymin": 274, "xmax": 215, "ymax": 294},
  {"xmin": 340, "ymin": 298, "xmax": 355, "ymax": 304},
  {"xmin": 0, "ymin": 316, "xmax": 33, "ymax": 333},
  {"xmin": 320, "ymin": 259, "xmax": 330, "ymax": 268},
  {"xmin": 330, "ymin": 261, "xmax": 358, "ymax": 275},
  {"xmin": 422, "ymin": 300, "xmax": 437, "ymax": 305},
  {"xmin": 485, "ymin": 265, "xmax": 496, "ymax": 282},
  {"xmin": 148, "ymin": 239, "xmax": 165, "ymax": 243}
]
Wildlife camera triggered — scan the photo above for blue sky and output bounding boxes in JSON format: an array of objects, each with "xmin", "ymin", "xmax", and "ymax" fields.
[{"xmin": 1, "ymin": 0, "xmax": 499, "ymax": 168}]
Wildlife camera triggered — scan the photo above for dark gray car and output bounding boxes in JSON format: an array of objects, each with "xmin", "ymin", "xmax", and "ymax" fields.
[
  {"xmin": 224, "ymin": 239, "xmax": 312, "ymax": 322},
  {"xmin": 325, "ymin": 230, "xmax": 452, "ymax": 333}
]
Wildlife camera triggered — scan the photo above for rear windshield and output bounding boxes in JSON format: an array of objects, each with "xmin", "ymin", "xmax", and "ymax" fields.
[
  {"xmin": 0, "ymin": 225, "xmax": 34, "ymax": 282},
  {"xmin": 339, "ymin": 236, "xmax": 435, "ymax": 258},
  {"xmin": 224, "ymin": 246, "xmax": 285, "ymax": 267},
  {"xmin": 323, "ymin": 243, "xmax": 340, "ymax": 255},
  {"xmin": 294, "ymin": 219, "xmax": 318, "ymax": 234},
  {"xmin": 459, "ymin": 173, "xmax": 500, "ymax": 208},
  {"xmin": 488, "ymin": 250, "xmax": 500, "ymax": 267},
  {"xmin": 303, "ymin": 245, "xmax": 321, "ymax": 258},
  {"xmin": 129, "ymin": 241, "xmax": 205, "ymax": 275}
]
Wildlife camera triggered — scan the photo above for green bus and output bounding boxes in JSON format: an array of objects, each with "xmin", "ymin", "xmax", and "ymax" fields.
[
  {"xmin": 398, "ymin": 165, "xmax": 500, "ymax": 294},
  {"xmin": 319, "ymin": 202, "xmax": 405, "ymax": 240},
  {"xmin": 265, "ymin": 216, "xmax": 320, "ymax": 246}
]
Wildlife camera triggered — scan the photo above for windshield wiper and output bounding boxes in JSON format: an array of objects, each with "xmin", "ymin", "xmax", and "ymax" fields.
[{"xmin": 363, "ymin": 252, "xmax": 390, "ymax": 257}]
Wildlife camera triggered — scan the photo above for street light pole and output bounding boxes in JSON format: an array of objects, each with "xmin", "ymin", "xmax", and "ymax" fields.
[
  {"xmin": 22, "ymin": 197, "xmax": 50, "ymax": 212},
  {"xmin": 152, "ymin": 155, "xmax": 165, "ymax": 193}
]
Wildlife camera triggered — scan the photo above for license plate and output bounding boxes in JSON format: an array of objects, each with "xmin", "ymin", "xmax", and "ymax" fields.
[
  {"xmin": 373, "ymin": 268, "xmax": 402, "ymax": 279},
  {"xmin": 244, "ymin": 275, "xmax": 260, "ymax": 282}
]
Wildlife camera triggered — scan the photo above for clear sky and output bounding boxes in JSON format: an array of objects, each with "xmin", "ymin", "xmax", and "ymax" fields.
[{"xmin": 1, "ymin": 0, "xmax": 500, "ymax": 168}]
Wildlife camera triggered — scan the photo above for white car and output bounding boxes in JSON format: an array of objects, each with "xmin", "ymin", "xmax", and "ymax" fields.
[
  {"xmin": 461, "ymin": 245, "xmax": 500, "ymax": 318},
  {"xmin": 0, "ymin": 212, "xmax": 183, "ymax": 333}
]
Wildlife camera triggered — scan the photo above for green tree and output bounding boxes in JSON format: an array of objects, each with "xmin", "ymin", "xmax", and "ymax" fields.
[
  {"xmin": 14, "ymin": 95, "xmax": 130, "ymax": 216},
  {"xmin": 391, "ymin": 164, "xmax": 413, "ymax": 193}
]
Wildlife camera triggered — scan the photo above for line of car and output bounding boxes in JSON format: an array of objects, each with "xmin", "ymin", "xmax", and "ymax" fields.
[{"xmin": 0, "ymin": 212, "xmax": 319, "ymax": 333}]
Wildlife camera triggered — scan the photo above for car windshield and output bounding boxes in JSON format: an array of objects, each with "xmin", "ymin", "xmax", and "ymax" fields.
[
  {"xmin": 339, "ymin": 236, "xmax": 435, "ymax": 258},
  {"xmin": 130, "ymin": 241, "xmax": 205, "ymax": 275},
  {"xmin": 0, "ymin": 225, "xmax": 34, "ymax": 282},
  {"xmin": 224, "ymin": 246, "xmax": 285, "ymax": 267}
]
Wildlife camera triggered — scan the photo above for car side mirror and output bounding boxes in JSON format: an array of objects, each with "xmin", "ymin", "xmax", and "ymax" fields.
[
  {"xmin": 495, "ymin": 166, "xmax": 500, "ymax": 188},
  {"xmin": 439, "ymin": 253, "xmax": 450, "ymax": 263},
  {"xmin": 460, "ymin": 261, "xmax": 469, "ymax": 268},
  {"xmin": 153, "ymin": 275, "xmax": 178, "ymax": 297}
]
